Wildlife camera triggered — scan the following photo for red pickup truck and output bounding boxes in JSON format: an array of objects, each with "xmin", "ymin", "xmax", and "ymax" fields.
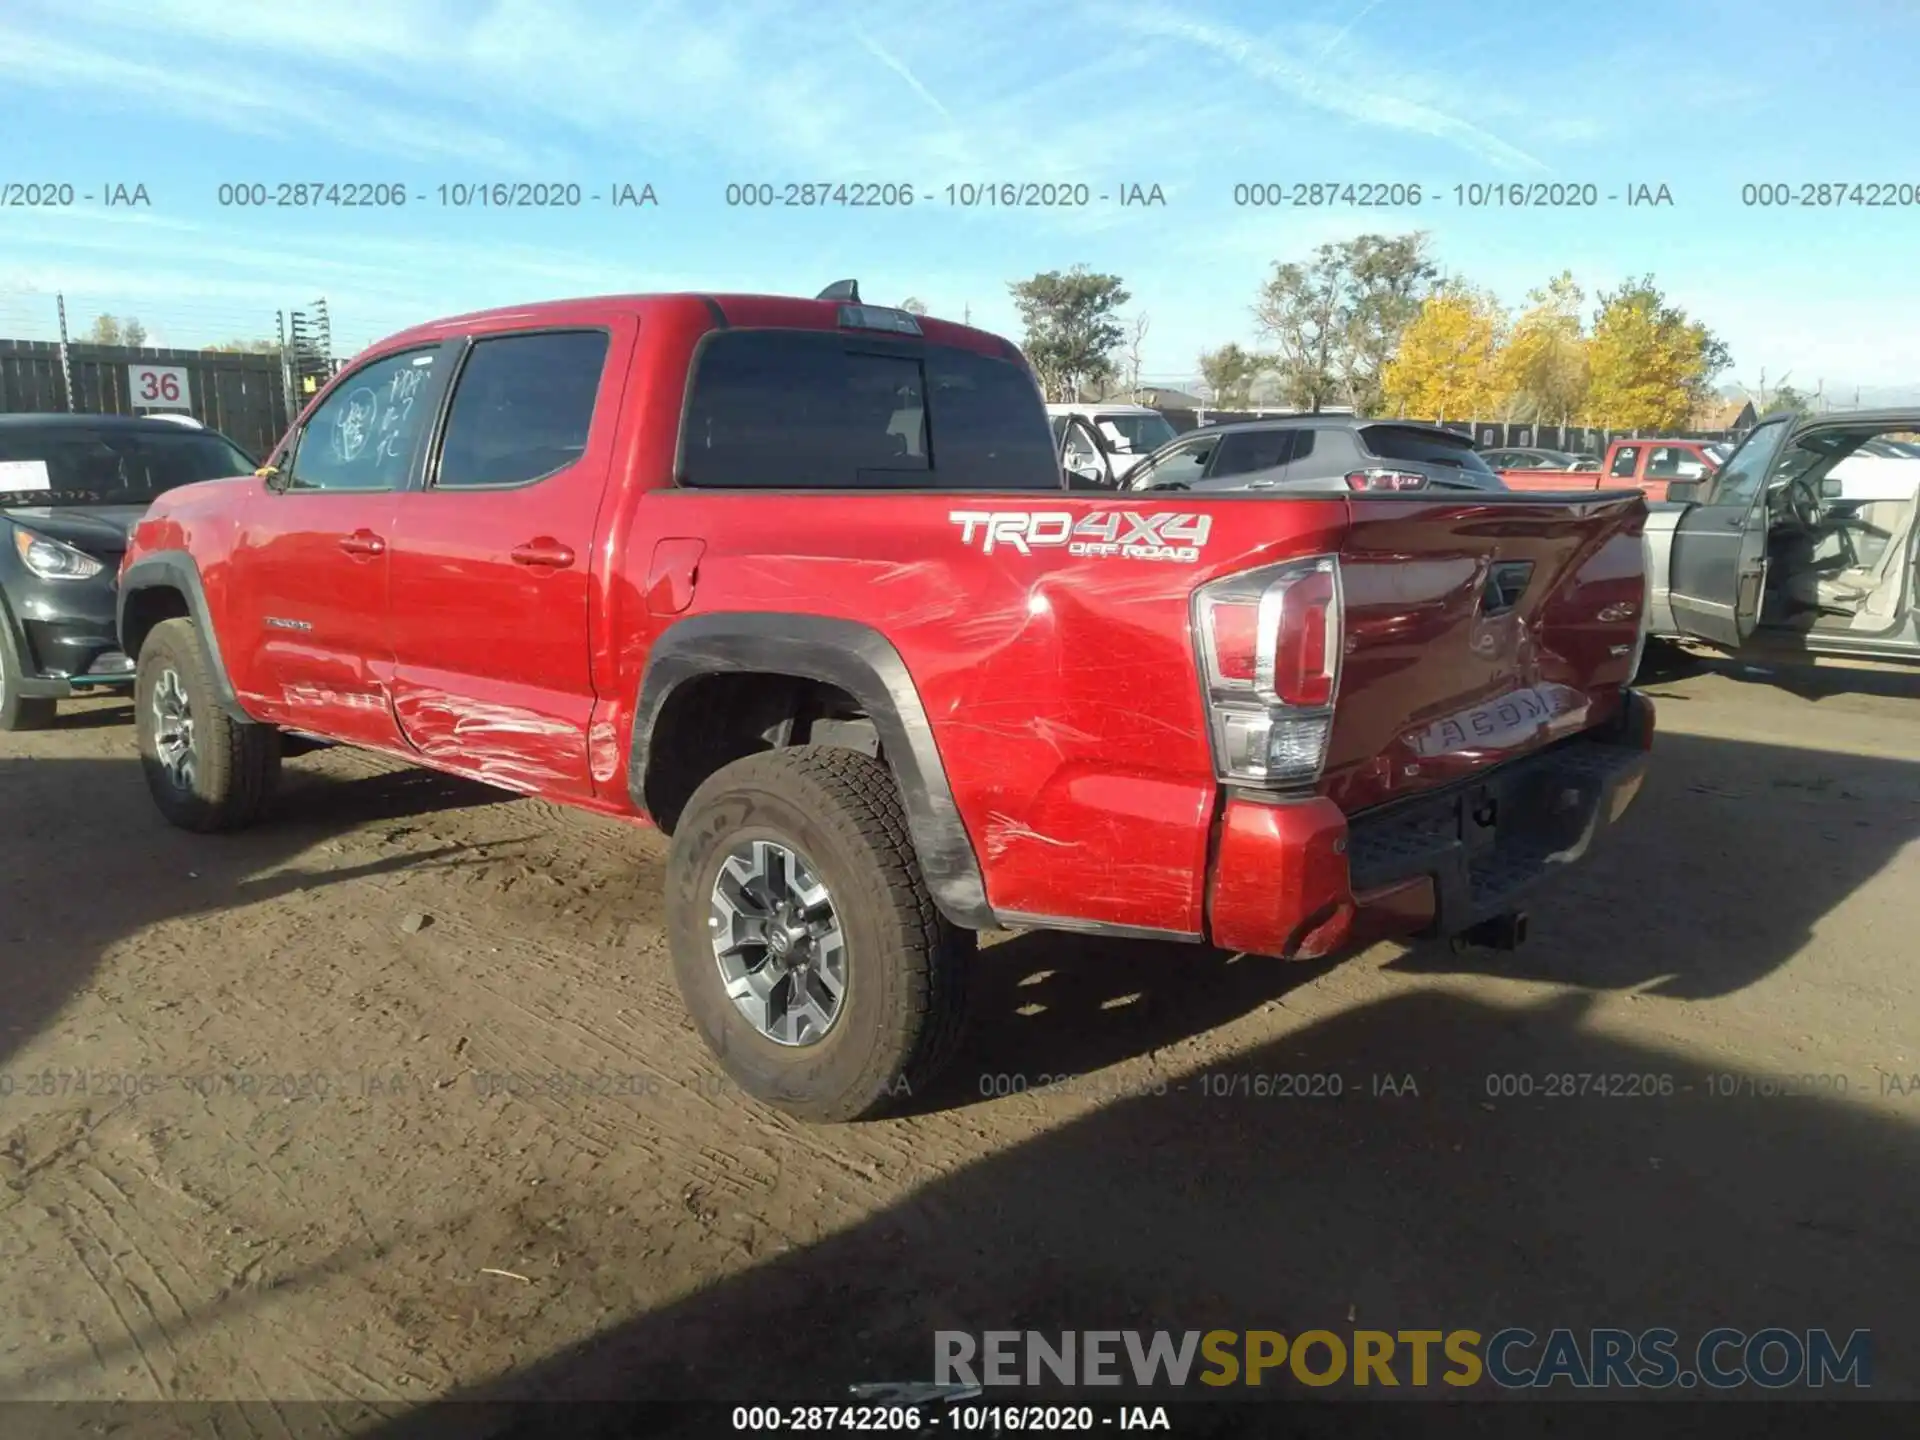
[
  {"xmin": 116, "ymin": 284, "xmax": 1655, "ymax": 1122},
  {"xmin": 1500, "ymin": 437, "xmax": 1720, "ymax": 501}
]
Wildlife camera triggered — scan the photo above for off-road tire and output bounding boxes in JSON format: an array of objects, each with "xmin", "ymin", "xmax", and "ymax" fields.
[
  {"xmin": 135, "ymin": 618, "xmax": 281, "ymax": 832},
  {"xmin": 666, "ymin": 745, "xmax": 974, "ymax": 1123},
  {"xmin": 0, "ymin": 610, "xmax": 57, "ymax": 731}
]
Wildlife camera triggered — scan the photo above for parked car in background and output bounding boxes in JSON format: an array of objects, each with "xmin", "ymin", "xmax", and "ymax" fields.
[
  {"xmin": 1124, "ymin": 416, "xmax": 1507, "ymax": 493},
  {"xmin": 1480, "ymin": 446, "xmax": 1595, "ymax": 472},
  {"xmin": 1501, "ymin": 437, "xmax": 1721, "ymax": 501},
  {"xmin": 0, "ymin": 414, "xmax": 256, "ymax": 729},
  {"xmin": 1645, "ymin": 410, "xmax": 1920, "ymax": 665},
  {"xmin": 1049, "ymin": 402, "xmax": 1179, "ymax": 488}
]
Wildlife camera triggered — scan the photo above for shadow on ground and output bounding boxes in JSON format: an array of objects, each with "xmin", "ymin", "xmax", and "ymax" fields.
[
  {"xmin": 0, "ymin": 752, "xmax": 511, "ymax": 1070},
  {"xmin": 364, "ymin": 984, "xmax": 1915, "ymax": 1433}
]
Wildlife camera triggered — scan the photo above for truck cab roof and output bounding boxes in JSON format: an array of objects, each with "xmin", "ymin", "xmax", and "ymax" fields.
[{"xmin": 370, "ymin": 292, "xmax": 1022, "ymax": 362}]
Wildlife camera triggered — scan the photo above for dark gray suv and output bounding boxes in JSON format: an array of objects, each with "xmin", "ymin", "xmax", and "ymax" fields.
[{"xmin": 1123, "ymin": 416, "xmax": 1504, "ymax": 494}]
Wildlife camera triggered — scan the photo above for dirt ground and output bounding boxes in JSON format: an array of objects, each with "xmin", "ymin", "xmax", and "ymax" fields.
[{"xmin": 2, "ymin": 651, "xmax": 1917, "ymax": 1427}]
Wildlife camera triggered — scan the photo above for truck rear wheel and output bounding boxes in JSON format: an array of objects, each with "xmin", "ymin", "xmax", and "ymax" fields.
[
  {"xmin": 665, "ymin": 745, "xmax": 973, "ymax": 1123},
  {"xmin": 135, "ymin": 618, "xmax": 281, "ymax": 832}
]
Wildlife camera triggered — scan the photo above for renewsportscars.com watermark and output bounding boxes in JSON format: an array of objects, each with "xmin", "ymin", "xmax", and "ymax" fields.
[{"xmin": 935, "ymin": 1328, "xmax": 1873, "ymax": 1390}]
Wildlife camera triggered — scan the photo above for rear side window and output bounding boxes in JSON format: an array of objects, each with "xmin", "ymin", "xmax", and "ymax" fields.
[
  {"xmin": 1209, "ymin": 429, "xmax": 1293, "ymax": 479},
  {"xmin": 1360, "ymin": 424, "xmax": 1495, "ymax": 477},
  {"xmin": 679, "ymin": 329, "xmax": 1060, "ymax": 489},
  {"xmin": 436, "ymin": 330, "xmax": 610, "ymax": 488}
]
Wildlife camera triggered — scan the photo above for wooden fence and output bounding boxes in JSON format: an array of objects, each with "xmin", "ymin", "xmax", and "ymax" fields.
[{"xmin": 0, "ymin": 339, "xmax": 294, "ymax": 460}]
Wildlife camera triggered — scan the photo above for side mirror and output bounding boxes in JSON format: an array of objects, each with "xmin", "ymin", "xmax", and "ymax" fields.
[
  {"xmin": 1665, "ymin": 480, "xmax": 1704, "ymax": 505},
  {"xmin": 1819, "ymin": 477, "xmax": 1842, "ymax": 499},
  {"xmin": 1067, "ymin": 463, "xmax": 1107, "ymax": 489}
]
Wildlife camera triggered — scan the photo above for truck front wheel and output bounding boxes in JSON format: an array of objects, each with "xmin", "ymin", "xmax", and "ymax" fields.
[
  {"xmin": 135, "ymin": 618, "xmax": 281, "ymax": 832},
  {"xmin": 665, "ymin": 745, "xmax": 973, "ymax": 1123}
]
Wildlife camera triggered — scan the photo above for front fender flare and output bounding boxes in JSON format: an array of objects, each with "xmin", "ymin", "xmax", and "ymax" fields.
[
  {"xmin": 117, "ymin": 550, "xmax": 252, "ymax": 720},
  {"xmin": 630, "ymin": 612, "xmax": 994, "ymax": 931}
]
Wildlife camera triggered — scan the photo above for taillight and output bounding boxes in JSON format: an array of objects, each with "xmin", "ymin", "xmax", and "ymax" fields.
[
  {"xmin": 1345, "ymin": 468, "xmax": 1427, "ymax": 491},
  {"xmin": 1193, "ymin": 555, "xmax": 1343, "ymax": 788}
]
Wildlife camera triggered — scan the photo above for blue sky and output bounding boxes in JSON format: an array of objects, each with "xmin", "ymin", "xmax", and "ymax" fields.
[{"xmin": 1, "ymin": 0, "xmax": 1916, "ymax": 398}]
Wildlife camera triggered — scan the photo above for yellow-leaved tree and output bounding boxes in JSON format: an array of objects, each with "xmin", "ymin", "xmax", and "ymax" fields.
[
  {"xmin": 1493, "ymin": 271, "xmax": 1590, "ymax": 425},
  {"xmin": 1581, "ymin": 276, "xmax": 1731, "ymax": 429},
  {"xmin": 1380, "ymin": 284, "xmax": 1505, "ymax": 421}
]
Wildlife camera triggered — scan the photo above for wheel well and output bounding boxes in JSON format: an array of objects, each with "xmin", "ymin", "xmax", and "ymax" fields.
[
  {"xmin": 643, "ymin": 672, "xmax": 882, "ymax": 834},
  {"xmin": 121, "ymin": 586, "xmax": 191, "ymax": 661}
]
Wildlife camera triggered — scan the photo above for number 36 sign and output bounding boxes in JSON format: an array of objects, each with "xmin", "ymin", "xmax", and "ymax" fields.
[{"xmin": 128, "ymin": 363, "xmax": 191, "ymax": 410}]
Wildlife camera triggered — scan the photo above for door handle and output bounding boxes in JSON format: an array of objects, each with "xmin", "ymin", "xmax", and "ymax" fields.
[
  {"xmin": 1723, "ymin": 515, "xmax": 1746, "ymax": 529},
  {"xmin": 339, "ymin": 530, "xmax": 386, "ymax": 557},
  {"xmin": 511, "ymin": 539, "xmax": 575, "ymax": 569}
]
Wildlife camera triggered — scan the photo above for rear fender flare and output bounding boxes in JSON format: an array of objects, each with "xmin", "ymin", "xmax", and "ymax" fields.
[{"xmin": 629, "ymin": 612, "xmax": 994, "ymax": 931}]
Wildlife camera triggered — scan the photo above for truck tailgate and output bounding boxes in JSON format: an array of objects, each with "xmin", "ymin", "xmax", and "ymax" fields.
[{"xmin": 1323, "ymin": 490, "xmax": 1647, "ymax": 814}]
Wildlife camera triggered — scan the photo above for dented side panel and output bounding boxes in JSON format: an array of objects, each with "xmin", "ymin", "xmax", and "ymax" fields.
[{"xmin": 617, "ymin": 490, "xmax": 1348, "ymax": 936}]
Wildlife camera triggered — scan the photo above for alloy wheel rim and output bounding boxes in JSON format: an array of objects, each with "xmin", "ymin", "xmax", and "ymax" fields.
[
  {"xmin": 151, "ymin": 667, "xmax": 196, "ymax": 791},
  {"xmin": 708, "ymin": 838, "xmax": 847, "ymax": 1046}
]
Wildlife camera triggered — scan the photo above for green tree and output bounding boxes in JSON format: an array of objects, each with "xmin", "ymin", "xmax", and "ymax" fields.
[
  {"xmin": 1381, "ymin": 284, "xmax": 1506, "ymax": 421},
  {"xmin": 1198, "ymin": 342, "xmax": 1268, "ymax": 408},
  {"xmin": 207, "ymin": 337, "xmax": 281, "ymax": 354},
  {"xmin": 1339, "ymin": 233, "xmax": 1440, "ymax": 413},
  {"xmin": 1254, "ymin": 233, "xmax": 1437, "ymax": 413},
  {"xmin": 1493, "ymin": 271, "xmax": 1591, "ymax": 425},
  {"xmin": 84, "ymin": 314, "xmax": 148, "ymax": 347},
  {"xmin": 1582, "ymin": 276, "xmax": 1731, "ymax": 429},
  {"xmin": 1007, "ymin": 266, "xmax": 1131, "ymax": 401},
  {"xmin": 1765, "ymin": 382, "xmax": 1813, "ymax": 417}
]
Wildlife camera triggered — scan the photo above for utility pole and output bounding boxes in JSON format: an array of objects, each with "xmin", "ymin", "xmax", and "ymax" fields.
[{"xmin": 55, "ymin": 292, "xmax": 75, "ymax": 411}]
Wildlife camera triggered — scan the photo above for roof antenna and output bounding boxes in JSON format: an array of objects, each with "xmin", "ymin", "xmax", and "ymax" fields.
[{"xmin": 816, "ymin": 279, "xmax": 861, "ymax": 303}]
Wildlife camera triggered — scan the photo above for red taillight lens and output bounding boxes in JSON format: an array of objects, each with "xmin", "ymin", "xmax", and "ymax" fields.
[
  {"xmin": 1209, "ymin": 602, "xmax": 1260, "ymax": 682},
  {"xmin": 1345, "ymin": 468, "xmax": 1428, "ymax": 491},
  {"xmin": 1269, "ymin": 567, "xmax": 1336, "ymax": 707},
  {"xmin": 1193, "ymin": 555, "xmax": 1343, "ymax": 788}
]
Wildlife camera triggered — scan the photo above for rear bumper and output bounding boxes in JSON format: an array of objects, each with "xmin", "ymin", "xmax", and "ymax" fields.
[{"xmin": 1207, "ymin": 690, "xmax": 1655, "ymax": 958}]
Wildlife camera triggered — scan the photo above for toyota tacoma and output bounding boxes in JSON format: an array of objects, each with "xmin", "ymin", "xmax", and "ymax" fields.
[{"xmin": 117, "ymin": 283, "xmax": 1656, "ymax": 1122}]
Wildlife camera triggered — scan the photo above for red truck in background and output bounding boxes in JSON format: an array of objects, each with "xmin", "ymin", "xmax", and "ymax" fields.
[
  {"xmin": 115, "ymin": 283, "xmax": 1655, "ymax": 1123},
  {"xmin": 1499, "ymin": 437, "xmax": 1721, "ymax": 501}
]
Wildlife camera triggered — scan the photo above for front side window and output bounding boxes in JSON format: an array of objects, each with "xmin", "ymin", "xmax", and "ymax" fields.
[
  {"xmin": 679, "ymin": 329, "xmax": 1058, "ymax": 490},
  {"xmin": 1707, "ymin": 418, "xmax": 1792, "ymax": 509},
  {"xmin": 1095, "ymin": 411, "xmax": 1177, "ymax": 454},
  {"xmin": 288, "ymin": 348, "xmax": 441, "ymax": 492},
  {"xmin": 1130, "ymin": 434, "xmax": 1218, "ymax": 489},
  {"xmin": 1608, "ymin": 445, "xmax": 1641, "ymax": 478},
  {"xmin": 436, "ymin": 331, "xmax": 609, "ymax": 488}
]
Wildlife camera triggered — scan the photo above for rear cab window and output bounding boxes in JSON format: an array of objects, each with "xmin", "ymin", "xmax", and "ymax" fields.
[
  {"xmin": 434, "ymin": 330, "xmax": 610, "ymax": 488},
  {"xmin": 1359, "ymin": 424, "xmax": 1497, "ymax": 481},
  {"xmin": 678, "ymin": 329, "xmax": 1060, "ymax": 489}
]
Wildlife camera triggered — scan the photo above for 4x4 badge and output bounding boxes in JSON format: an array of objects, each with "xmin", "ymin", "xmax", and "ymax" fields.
[{"xmin": 950, "ymin": 509, "xmax": 1212, "ymax": 561}]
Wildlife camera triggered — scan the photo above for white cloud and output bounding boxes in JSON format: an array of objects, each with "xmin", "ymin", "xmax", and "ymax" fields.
[{"xmin": 1100, "ymin": 3, "xmax": 1545, "ymax": 172}]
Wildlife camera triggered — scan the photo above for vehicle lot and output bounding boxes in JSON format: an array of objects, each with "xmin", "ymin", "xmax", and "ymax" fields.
[{"xmin": 2, "ymin": 656, "xmax": 1917, "ymax": 1411}]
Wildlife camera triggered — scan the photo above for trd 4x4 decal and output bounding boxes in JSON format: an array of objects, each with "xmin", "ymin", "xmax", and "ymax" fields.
[{"xmin": 950, "ymin": 510, "xmax": 1212, "ymax": 562}]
